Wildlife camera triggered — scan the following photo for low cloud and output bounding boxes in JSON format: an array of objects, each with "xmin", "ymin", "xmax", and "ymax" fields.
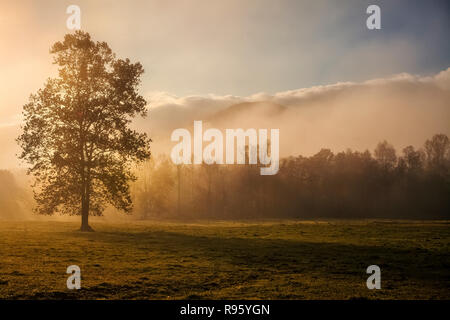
[{"xmin": 141, "ymin": 67, "xmax": 450, "ymax": 157}]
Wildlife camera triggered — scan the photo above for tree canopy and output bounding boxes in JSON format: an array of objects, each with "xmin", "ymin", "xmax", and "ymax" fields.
[{"xmin": 17, "ymin": 31, "xmax": 151, "ymax": 231}]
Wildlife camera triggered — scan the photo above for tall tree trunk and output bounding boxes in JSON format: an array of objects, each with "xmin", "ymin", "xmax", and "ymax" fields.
[{"xmin": 80, "ymin": 178, "xmax": 94, "ymax": 232}]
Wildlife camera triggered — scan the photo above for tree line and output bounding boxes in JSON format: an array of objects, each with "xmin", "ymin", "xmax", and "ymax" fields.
[{"xmin": 131, "ymin": 134, "xmax": 450, "ymax": 220}]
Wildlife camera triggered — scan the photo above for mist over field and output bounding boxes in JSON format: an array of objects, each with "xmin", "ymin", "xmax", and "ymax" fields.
[
  {"xmin": 2, "ymin": 68, "xmax": 449, "ymax": 221},
  {"xmin": 0, "ymin": 1, "xmax": 448, "ymax": 224}
]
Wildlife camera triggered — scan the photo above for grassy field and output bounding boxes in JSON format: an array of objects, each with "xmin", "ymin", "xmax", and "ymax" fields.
[{"xmin": 0, "ymin": 220, "xmax": 449, "ymax": 299}]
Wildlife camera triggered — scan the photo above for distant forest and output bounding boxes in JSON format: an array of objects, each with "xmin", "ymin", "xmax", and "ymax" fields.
[
  {"xmin": 1, "ymin": 134, "xmax": 449, "ymax": 220},
  {"xmin": 132, "ymin": 133, "xmax": 450, "ymax": 220}
]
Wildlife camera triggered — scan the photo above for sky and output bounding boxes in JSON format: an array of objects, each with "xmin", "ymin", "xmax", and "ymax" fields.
[{"xmin": 0, "ymin": 0, "xmax": 449, "ymax": 168}]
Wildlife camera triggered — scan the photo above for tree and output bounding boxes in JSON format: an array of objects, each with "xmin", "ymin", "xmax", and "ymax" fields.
[
  {"xmin": 132, "ymin": 156, "xmax": 175, "ymax": 218},
  {"xmin": 424, "ymin": 134, "xmax": 450, "ymax": 173},
  {"xmin": 374, "ymin": 140, "xmax": 397, "ymax": 170},
  {"xmin": 17, "ymin": 31, "xmax": 151, "ymax": 231},
  {"xmin": 401, "ymin": 145, "xmax": 425, "ymax": 172}
]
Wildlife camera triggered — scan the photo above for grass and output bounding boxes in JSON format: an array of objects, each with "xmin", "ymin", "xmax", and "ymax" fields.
[{"xmin": 0, "ymin": 219, "xmax": 449, "ymax": 299}]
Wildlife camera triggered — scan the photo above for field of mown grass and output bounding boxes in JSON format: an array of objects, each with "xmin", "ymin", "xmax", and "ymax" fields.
[{"xmin": 0, "ymin": 220, "xmax": 449, "ymax": 299}]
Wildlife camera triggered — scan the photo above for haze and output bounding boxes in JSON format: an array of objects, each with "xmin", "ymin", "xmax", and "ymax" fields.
[{"xmin": 0, "ymin": 0, "xmax": 449, "ymax": 169}]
